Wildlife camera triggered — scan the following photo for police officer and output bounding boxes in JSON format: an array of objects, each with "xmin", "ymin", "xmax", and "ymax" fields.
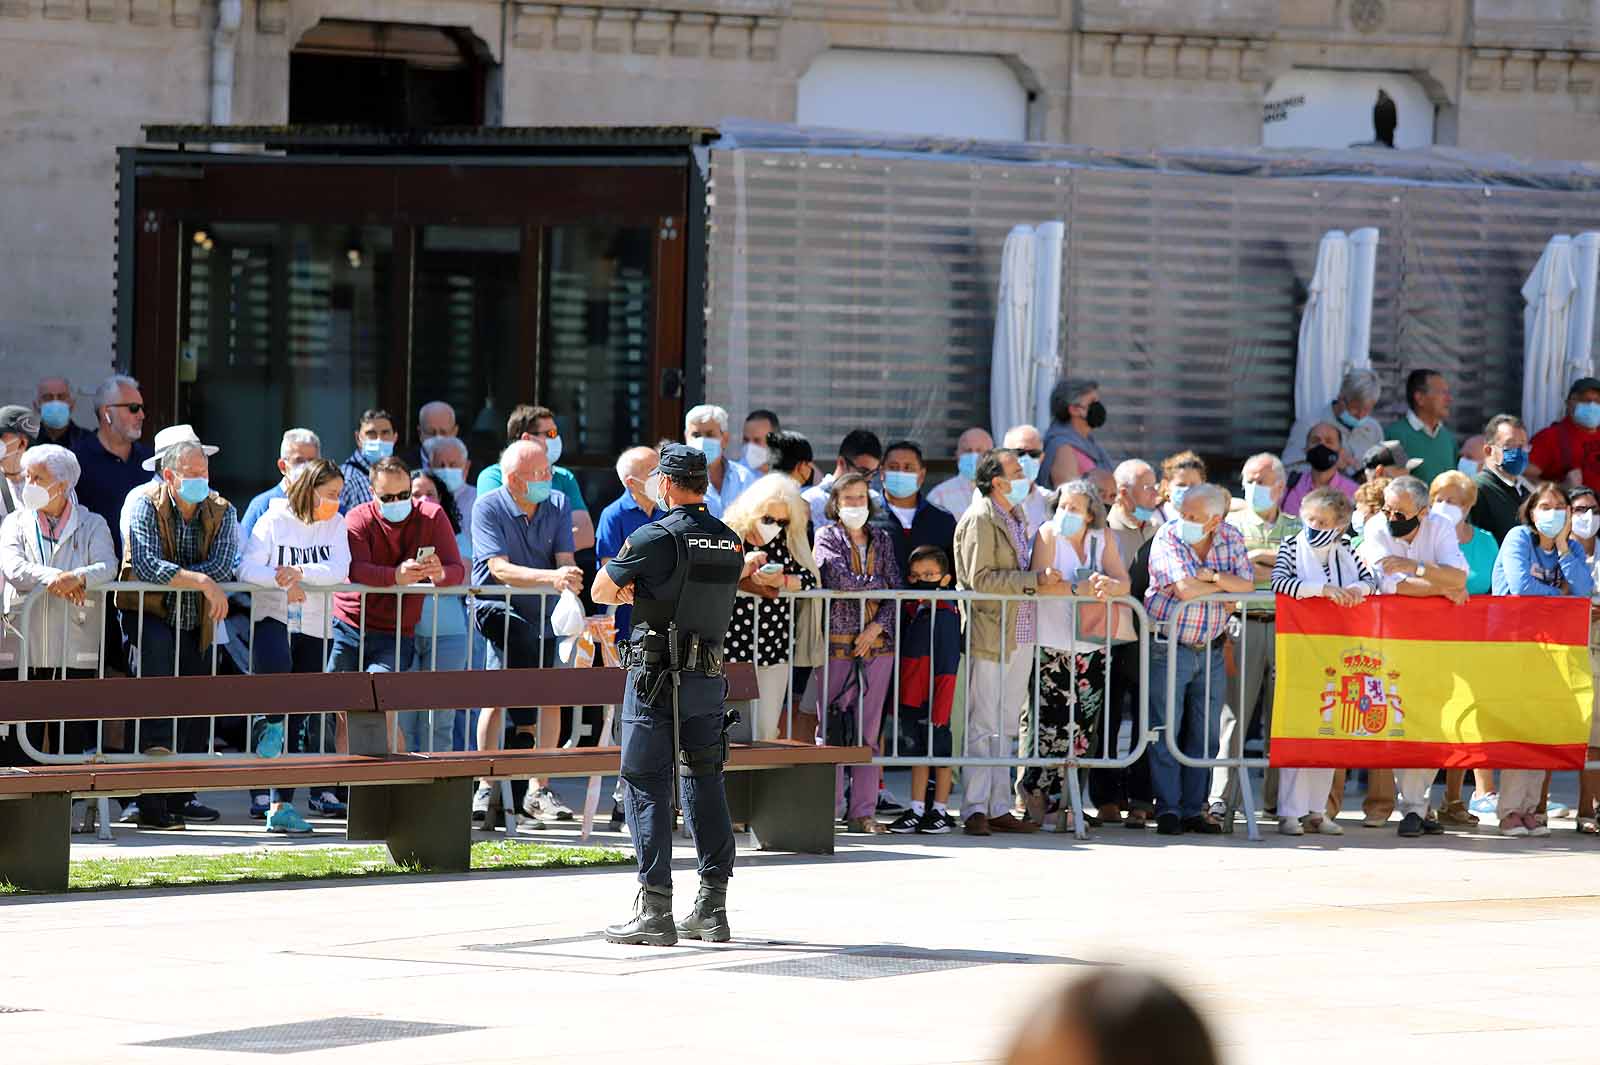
[{"xmin": 592, "ymin": 443, "xmax": 759, "ymax": 946}]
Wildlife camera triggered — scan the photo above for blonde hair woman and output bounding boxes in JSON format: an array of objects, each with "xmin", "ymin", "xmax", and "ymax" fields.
[{"xmin": 722, "ymin": 473, "xmax": 819, "ymax": 739}]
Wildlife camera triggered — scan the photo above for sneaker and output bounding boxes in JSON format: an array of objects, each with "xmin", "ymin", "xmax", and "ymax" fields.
[
  {"xmin": 472, "ymin": 784, "xmax": 495, "ymax": 822},
  {"xmin": 1278, "ymin": 815, "xmax": 1305, "ymax": 836},
  {"xmin": 265, "ymin": 805, "xmax": 314, "ymax": 835},
  {"xmin": 119, "ymin": 802, "xmax": 141, "ymax": 825},
  {"xmin": 1437, "ymin": 800, "xmax": 1479, "ymax": 828},
  {"xmin": 249, "ymin": 794, "xmax": 270, "ymax": 820},
  {"xmin": 1421, "ymin": 816, "xmax": 1445, "ymax": 835},
  {"xmin": 876, "ymin": 792, "xmax": 909, "ymax": 816},
  {"xmin": 254, "ymin": 721, "xmax": 285, "ymax": 759},
  {"xmin": 532, "ymin": 786, "xmax": 575, "ymax": 821},
  {"xmin": 609, "ymin": 805, "xmax": 626, "ymax": 830},
  {"xmin": 1529, "ymin": 816, "xmax": 1552, "ymax": 838},
  {"xmin": 1398, "ymin": 812, "xmax": 1424, "ymax": 838},
  {"xmin": 918, "ymin": 809, "xmax": 956, "ymax": 835},
  {"xmin": 1311, "ymin": 815, "xmax": 1345, "ymax": 836},
  {"xmin": 1545, "ymin": 801, "xmax": 1571, "ymax": 820},
  {"xmin": 1469, "ymin": 792, "xmax": 1498, "ymax": 815},
  {"xmin": 307, "ymin": 791, "xmax": 347, "ymax": 818},
  {"xmin": 887, "ymin": 810, "xmax": 922, "ymax": 834},
  {"xmin": 136, "ymin": 808, "xmax": 186, "ymax": 831},
  {"xmin": 181, "ymin": 799, "xmax": 221, "ymax": 823},
  {"xmin": 1499, "ymin": 812, "xmax": 1530, "ymax": 837}
]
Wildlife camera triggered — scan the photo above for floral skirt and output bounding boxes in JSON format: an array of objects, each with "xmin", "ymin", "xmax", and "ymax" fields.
[{"xmin": 1019, "ymin": 647, "xmax": 1108, "ymax": 798}]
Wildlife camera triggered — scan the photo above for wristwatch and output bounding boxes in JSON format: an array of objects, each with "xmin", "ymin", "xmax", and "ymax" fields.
[{"xmin": 1414, "ymin": 561, "xmax": 1426, "ymax": 578}]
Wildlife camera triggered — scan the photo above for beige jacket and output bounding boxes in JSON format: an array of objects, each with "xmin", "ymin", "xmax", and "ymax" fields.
[{"xmin": 953, "ymin": 495, "xmax": 1038, "ymax": 662}]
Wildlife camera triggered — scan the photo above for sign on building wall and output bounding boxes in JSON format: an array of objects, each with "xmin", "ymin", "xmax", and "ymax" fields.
[
  {"xmin": 1263, "ymin": 69, "xmax": 1435, "ymax": 150},
  {"xmin": 797, "ymin": 49, "xmax": 1029, "ymax": 141}
]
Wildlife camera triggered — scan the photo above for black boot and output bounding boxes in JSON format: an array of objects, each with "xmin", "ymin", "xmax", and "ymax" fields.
[
  {"xmin": 605, "ymin": 887, "xmax": 677, "ymax": 946},
  {"xmin": 675, "ymin": 879, "xmax": 730, "ymax": 943}
]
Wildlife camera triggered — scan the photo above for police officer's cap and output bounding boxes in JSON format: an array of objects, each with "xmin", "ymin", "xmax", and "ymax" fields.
[{"xmin": 658, "ymin": 442, "xmax": 707, "ymax": 477}]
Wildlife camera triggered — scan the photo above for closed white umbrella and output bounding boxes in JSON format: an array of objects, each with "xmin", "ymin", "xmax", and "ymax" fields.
[
  {"xmin": 1521, "ymin": 235, "xmax": 1580, "ymax": 436},
  {"xmin": 990, "ymin": 225, "xmax": 1036, "ymax": 436},
  {"xmin": 1293, "ymin": 231, "xmax": 1352, "ymax": 424},
  {"xmin": 1566, "ymin": 232, "xmax": 1600, "ymax": 384},
  {"xmin": 1031, "ymin": 222, "xmax": 1065, "ymax": 431},
  {"xmin": 1346, "ymin": 227, "xmax": 1379, "ymax": 370}
]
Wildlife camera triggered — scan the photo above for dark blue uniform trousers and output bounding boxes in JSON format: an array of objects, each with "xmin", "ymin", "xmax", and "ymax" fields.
[{"xmin": 620, "ymin": 669, "xmax": 735, "ymax": 891}]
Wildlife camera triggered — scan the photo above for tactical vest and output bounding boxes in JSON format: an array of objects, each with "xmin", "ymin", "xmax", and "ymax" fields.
[{"xmin": 630, "ymin": 509, "xmax": 744, "ymax": 647}]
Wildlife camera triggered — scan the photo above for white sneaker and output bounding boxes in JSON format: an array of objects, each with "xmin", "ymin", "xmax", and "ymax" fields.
[
  {"xmin": 1278, "ymin": 816, "xmax": 1305, "ymax": 836},
  {"xmin": 534, "ymin": 786, "xmax": 575, "ymax": 821},
  {"xmin": 1529, "ymin": 818, "xmax": 1552, "ymax": 838},
  {"xmin": 1311, "ymin": 815, "xmax": 1344, "ymax": 836}
]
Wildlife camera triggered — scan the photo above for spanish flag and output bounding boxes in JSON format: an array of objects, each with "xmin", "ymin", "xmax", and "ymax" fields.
[{"xmin": 1270, "ymin": 596, "xmax": 1593, "ymax": 770}]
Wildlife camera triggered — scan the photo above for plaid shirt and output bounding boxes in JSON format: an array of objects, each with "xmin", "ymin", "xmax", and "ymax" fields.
[
  {"xmin": 339, "ymin": 451, "xmax": 375, "ymax": 513},
  {"xmin": 1144, "ymin": 519, "xmax": 1252, "ymax": 646},
  {"xmin": 128, "ymin": 493, "xmax": 240, "ymax": 632},
  {"xmin": 997, "ymin": 503, "xmax": 1036, "ymax": 644}
]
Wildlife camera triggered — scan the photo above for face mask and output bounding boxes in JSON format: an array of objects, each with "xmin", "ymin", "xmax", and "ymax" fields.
[
  {"xmin": 755, "ymin": 518, "xmax": 785, "ymax": 545},
  {"xmin": 690, "ymin": 435, "xmax": 722, "ymax": 465},
  {"xmin": 431, "ymin": 467, "xmax": 465, "ymax": 493},
  {"xmin": 1576, "ymin": 402, "xmax": 1600, "ymax": 430},
  {"xmin": 545, "ymin": 435, "xmax": 564, "ymax": 467},
  {"xmin": 883, "ymin": 470, "xmax": 919, "ymax": 499},
  {"xmin": 525, "ymin": 479, "xmax": 553, "ymax": 505},
  {"xmin": 839, "ymin": 505, "xmax": 870, "ymax": 530},
  {"xmin": 1084, "ymin": 401, "xmax": 1107, "ymax": 430},
  {"xmin": 957, "ymin": 452, "xmax": 979, "ymax": 480},
  {"xmin": 314, "ymin": 498, "xmax": 340, "ymax": 522},
  {"xmin": 1005, "ymin": 477, "xmax": 1030, "ymax": 506},
  {"xmin": 1534, "ymin": 508, "xmax": 1567, "ymax": 538},
  {"xmin": 1499, "ymin": 447, "xmax": 1529, "ymax": 476},
  {"xmin": 1055, "ymin": 510, "xmax": 1085, "ymax": 537},
  {"xmin": 1386, "ymin": 513, "xmax": 1421, "ymax": 538},
  {"xmin": 379, "ymin": 499, "xmax": 412, "ymax": 523},
  {"xmin": 1305, "ymin": 525, "xmax": 1344, "ymax": 549},
  {"xmin": 1246, "ymin": 482, "xmax": 1276, "ymax": 514},
  {"xmin": 361, "ymin": 438, "xmax": 394, "ymax": 463},
  {"xmin": 1574, "ymin": 511, "xmax": 1600, "ymax": 539},
  {"xmin": 177, "ymin": 477, "xmax": 210, "ymax": 504},
  {"xmin": 1018, "ymin": 454, "xmax": 1041, "ymax": 483},
  {"xmin": 743, "ymin": 442, "xmax": 770, "ymax": 470},
  {"xmin": 908, "ymin": 578, "xmax": 949, "ymax": 592},
  {"xmin": 1430, "ymin": 502, "xmax": 1462, "ymax": 527},
  {"xmin": 1337, "ymin": 409, "xmax": 1362, "ymax": 430},
  {"xmin": 645, "ymin": 474, "xmax": 665, "ymax": 510},
  {"xmin": 1133, "ymin": 504, "xmax": 1156, "ymax": 523},
  {"xmin": 1456, "ymin": 457, "xmax": 1480, "ymax": 476},
  {"xmin": 1306, "ymin": 444, "xmax": 1340, "ymax": 473},
  {"xmin": 1168, "ymin": 484, "xmax": 1191, "ymax": 510},
  {"xmin": 39, "ymin": 401, "xmax": 70, "ymax": 430},
  {"xmin": 1179, "ymin": 519, "xmax": 1208, "ymax": 545},
  {"xmin": 21, "ymin": 481, "xmax": 53, "ymax": 511}
]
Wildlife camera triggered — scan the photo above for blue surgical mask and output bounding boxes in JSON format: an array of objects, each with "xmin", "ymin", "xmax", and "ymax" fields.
[
  {"xmin": 525, "ymin": 479, "xmax": 553, "ymax": 505},
  {"xmin": 362, "ymin": 438, "xmax": 394, "ymax": 463},
  {"xmin": 1005, "ymin": 477, "xmax": 1030, "ymax": 506},
  {"xmin": 1535, "ymin": 508, "xmax": 1567, "ymax": 538},
  {"xmin": 546, "ymin": 434, "xmax": 564, "ymax": 467},
  {"xmin": 1133, "ymin": 504, "xmax": 1157, "ymax": 523},
  {"xmin": 379, "ymin": 499, "xmax": 412, "ymax": 523},
  {"xmin": 39, "ymin": 400, "xmax": 70, "ymax": 430},
  {"xmin": 883, "ymin": 470, "xmax": 919, "ymax": 499},
  {"xmin": 1575, "ymin": 402, "xmax": 1600, "ymax": 430},
  {"xmin": 1179, "ymin": 519, "xmax": 1208, "ymax": 545},
  {"xmin": 957, "ymin": 452, "xmax": 978, "ymax": 480},
  {"xmin": 690, "ymin": 435, "xmax": 722, "ymax": 465},
  {"xmin": 1337, "ymin": 409, "xmax": 1361, "ymax": 430},
  {"xmin": 431, "ymin": 467, "xmax": 464, "ymax": 493},
  {"xmin": 1169, "ymin": 484, "xmax": 1191, "ymax": 509},
  {"xmin": 1019, "ymin": 454, "xmax": 1041, "ymax": 483},
  {"xmin": 1500, "ymin": 447, "xmax": 1529, "ymax": 476},
  {"xmin": 1055, "ymin": 510, "xmax": 1085, "ymax": 537},
  {"xmin": 1246, "ymin": 482, "xmax": 1276, "ymax": 513},
  {"xmin": 177, "ymin": 477, "xmax": 210, "ymax": 504}
]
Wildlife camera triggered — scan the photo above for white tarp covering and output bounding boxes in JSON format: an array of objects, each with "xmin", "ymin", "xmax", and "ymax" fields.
[
  {"xmin": 990, "ymin": 225, "xmax": 1037, "ymax": 436},
  {"xmin": 1520, "ymin": 234, "xmax": 1600, "ymax": 436},
  {"xmin": 1031, "ymin": 222, "xmax": 1065, "ymax": 432},
  {"xmin": 1293, "ymin": 228, "xmax": 1379, "ymax": 424}
]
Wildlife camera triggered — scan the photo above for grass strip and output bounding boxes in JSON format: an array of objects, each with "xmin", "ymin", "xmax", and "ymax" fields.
[{"xmin": 0, "ymin": 840, "xmax": 631, "ymax": 895}]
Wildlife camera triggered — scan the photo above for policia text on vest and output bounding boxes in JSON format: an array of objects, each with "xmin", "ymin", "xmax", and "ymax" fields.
[{"xmin": 591, "ymin": 443, "xmax": 755, "ymax": 946}]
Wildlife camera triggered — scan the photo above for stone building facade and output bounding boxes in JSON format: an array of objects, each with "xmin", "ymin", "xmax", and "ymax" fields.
[{"xmin": 3, "ymin": 0, "xmax": 1599, "ymax": 408}]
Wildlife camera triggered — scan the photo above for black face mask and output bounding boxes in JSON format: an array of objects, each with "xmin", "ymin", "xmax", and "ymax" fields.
[
  {"xmin": 908, "ymin": 579, "xmax": 948, "ymax": 592},
  {"xmin": 1084, "ymin": 401, "xmax": 1107, "ymax": 430},
  {"xmin": 1306, "ymin": 444, "xmax": 1341, "ymax": 472},
  {"xmin": 1386, "ymin": 513, "xmax": 1421, "ymax": 539}
]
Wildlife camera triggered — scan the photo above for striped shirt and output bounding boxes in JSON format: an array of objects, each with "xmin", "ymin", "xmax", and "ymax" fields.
[{"xmin": 1270, "ymin": 537, "xmax": 1379, "ymax": 598}]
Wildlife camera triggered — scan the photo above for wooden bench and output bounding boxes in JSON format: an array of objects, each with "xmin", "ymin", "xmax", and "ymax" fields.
[{"xmin": 0, "ymin": 664, "xmax": 871, "ymax": 891}]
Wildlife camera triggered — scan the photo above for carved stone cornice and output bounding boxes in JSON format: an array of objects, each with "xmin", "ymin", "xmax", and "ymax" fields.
[
  {"xmin": 1466, "ymin": 45, "xmax": 1600, "ymax": 95},
  {"xmin": 1080, "ymin": 32, "xmax": 1268, "ymax": 83},
  {"xmin": 513, "ymin": 2, "xmax": 782, "ymax": 60}
]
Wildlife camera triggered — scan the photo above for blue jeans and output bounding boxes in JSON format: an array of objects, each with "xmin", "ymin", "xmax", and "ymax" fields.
[
  {"xmin": 400, "ymin": 632, "xmax": 468, "ymax": 753},
  {"xmin": 326, "ymin": 618, "xmax": 421, "ymax": 675},
  {"xmin": 1147, "ymin": 640, "xmax": 1227, "ymax": 820},
  {"xmin": 251, "ymin": 617, "xmax": 332, "ymax": 804},
  {"xmin": 620, "ymin": 668, "xmax": 735, "ymax": 891}
]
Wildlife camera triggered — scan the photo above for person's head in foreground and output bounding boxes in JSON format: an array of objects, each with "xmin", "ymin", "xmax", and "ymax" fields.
[{"xmin": 1005, "ymin": 970, "xmax": 1220, "ymax": 1065}]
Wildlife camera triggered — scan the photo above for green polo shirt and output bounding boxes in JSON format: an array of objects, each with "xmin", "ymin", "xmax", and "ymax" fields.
[
  {"xmin": 1226, "ymin": 505, "xmax": 1303, "ymax": 592},
  {"xmin": 1384, "ymin": 412, "xmax": 1457, "ymax": 486}
]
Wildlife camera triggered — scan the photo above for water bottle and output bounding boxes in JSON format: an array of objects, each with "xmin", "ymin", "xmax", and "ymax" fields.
[{"xmin": 287, "ymin": 599, "xmax": 303, "ymax": 633}]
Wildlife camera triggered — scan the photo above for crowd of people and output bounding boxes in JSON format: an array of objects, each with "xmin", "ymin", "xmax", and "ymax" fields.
[{"xmin": 2, "ymin": 366, "xmax": 1599, "ymax": 842}]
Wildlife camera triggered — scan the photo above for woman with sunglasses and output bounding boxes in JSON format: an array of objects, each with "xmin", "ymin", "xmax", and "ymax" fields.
[{"xmin": 720, "ymin": 474, "xmax": 818, "ymax": 740}]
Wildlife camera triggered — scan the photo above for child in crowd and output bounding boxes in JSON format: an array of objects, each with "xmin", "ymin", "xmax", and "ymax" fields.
[{"xmin": 888, "ymin": 545, "xmax": 961, "ymax": 834}]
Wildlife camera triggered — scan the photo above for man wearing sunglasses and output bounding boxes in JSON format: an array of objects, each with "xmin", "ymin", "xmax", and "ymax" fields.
[
  {"xmin": 72, "ymin": 373, "xmax": 153, "ymax": 559},
  {"xmin": 1000, "ymin": 424, "xmax": 1053, "ymax": 537}
]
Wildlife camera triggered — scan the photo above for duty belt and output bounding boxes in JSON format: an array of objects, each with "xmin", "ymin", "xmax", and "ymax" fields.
[{"xmin": 620, "ymin": 637, "xmax": 725, "ymax": 677}]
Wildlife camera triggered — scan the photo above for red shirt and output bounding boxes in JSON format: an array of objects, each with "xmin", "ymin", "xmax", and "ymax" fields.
[
  {"xmin": 334, "ymin": 499, "xmax": 466, "ymax": 637},
  {"xmin": 1529, "ymin": 417, "xmax": 1600, "ymax": 490}
]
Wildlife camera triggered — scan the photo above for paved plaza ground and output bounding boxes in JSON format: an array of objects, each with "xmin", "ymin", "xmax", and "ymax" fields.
[{"xmin": 4, "ymin": 772, "xmax": 1599, "ymax": 1064}]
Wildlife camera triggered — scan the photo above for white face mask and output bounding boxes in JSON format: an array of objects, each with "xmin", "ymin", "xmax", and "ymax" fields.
[
  {"xmin": 755, "ymin": 518, "xmax": 783, "ymax": 545},
  {"xmin": 1574, "ymin": 511, "xmax": 1600, "ymax": 540},
  {"xmin": 21, "ymin": 481, "xmax": 53, "ymax": 511},
  {"xmin": 1430, "ymin": 501, "xmax": 1463, "ymax": 527},
  {"xmin": 645, "ymin": 473, "xmax": 665, "ymax": 511},
  {"xmin": 743, "ymin": 442, "xmax": 770, "ymax": 470},
  {"xmin": 839, "ymin": 505, "xmax": 871, "ymax": 530}
]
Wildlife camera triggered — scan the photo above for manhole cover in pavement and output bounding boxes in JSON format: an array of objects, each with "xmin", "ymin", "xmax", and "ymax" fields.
[
  {"xmin": 714, "ymin": 946, "xmax": 1067, "ymax": 982},
  {"xmin": 0, "ymin": 1006, "xmax": 37, "ymax": 1014},
  {"xmin": 135, "ymin": 1016, "xmax": 479, "ymax": 1054}
]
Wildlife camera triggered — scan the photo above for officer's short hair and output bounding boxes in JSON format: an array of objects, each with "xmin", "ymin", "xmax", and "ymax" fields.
[
  {"xmin": 663, "ymin": 465, "xmax": 709, "ymax": 496},
  {"xmin": 823, "ymin": 472, "xmax": 877, "ymax": 522}
]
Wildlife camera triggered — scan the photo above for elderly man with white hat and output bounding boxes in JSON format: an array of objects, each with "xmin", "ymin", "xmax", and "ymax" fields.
[{"xmin": 115, "ymin": 424, "xmax": 238, "ymax": 830}]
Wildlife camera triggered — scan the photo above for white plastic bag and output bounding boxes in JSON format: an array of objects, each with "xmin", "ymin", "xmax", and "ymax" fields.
[{"xmin": 552, "ymin": 589, "xmax": 585, "ymax": 663}]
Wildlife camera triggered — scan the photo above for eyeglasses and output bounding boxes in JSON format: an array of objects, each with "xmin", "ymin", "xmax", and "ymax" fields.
[
  {"xmin": 106, "ymin": 403, "xmax": 145, "ymax": 415},
  {"xmin": 376, "ymin": 491, "xmax": 410, "ymax": 504}
]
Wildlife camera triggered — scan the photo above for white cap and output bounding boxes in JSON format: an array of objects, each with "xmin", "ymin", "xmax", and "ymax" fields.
[{"xmin": 142, "ymin": 423, "xmax": 220, "ymax": 471}]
